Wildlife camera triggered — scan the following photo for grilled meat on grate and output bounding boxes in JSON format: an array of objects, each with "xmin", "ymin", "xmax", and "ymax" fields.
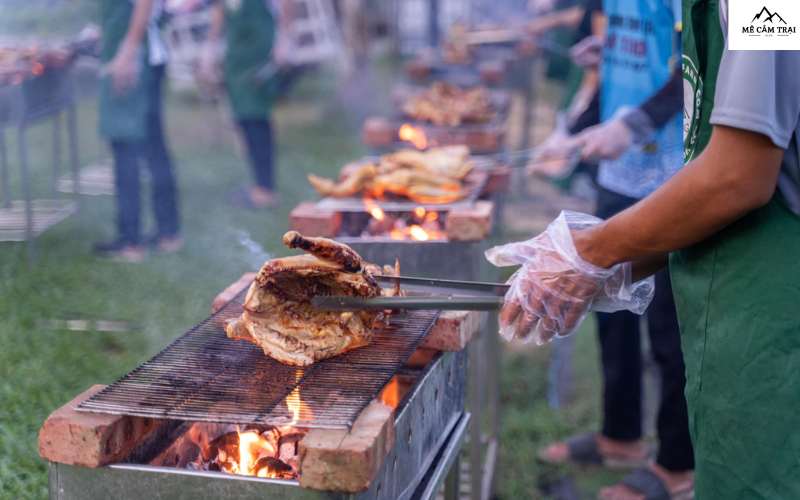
[{"xmin": 226, "ymin": 232, "xmax": 383, "ymax": 366}]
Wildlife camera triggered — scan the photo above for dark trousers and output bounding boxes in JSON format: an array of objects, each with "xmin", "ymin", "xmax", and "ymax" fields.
[
  {"xmin": 595, "ymin": 188, "xmax": 694, "ymax": 472},
  {"xmin": 237, "ymin": 118, "xmax": 274, "ymax": 190},
  {"xmin": 111, "ymin": 65, "xmax": 179, "ymax": 245}
]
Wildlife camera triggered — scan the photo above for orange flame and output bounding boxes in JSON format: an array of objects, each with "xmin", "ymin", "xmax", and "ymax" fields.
[
  {"xmin": 409, "ymin": 225, "xmax": 430, "ymax": 241},
  {"xmin": 379, "ymin": 377, "xmax": 401, "ymax": 409},
  {"xmin": 284, "ymin": 369, "xmax": 305, "ymax": 425},
  {"xmin": 413, "ymin": 206, "xmax": 426, "ymax": 219},
  {"xmin": 363, "ymin": 198, "xmax": 385, "ymax": 221},
  {"xmin": 398, "ymin": 124, "xmax": 428, "ymax": 150},
  {"xmin": 232, "ymin": 429, "xmax": 277, "ymax": 477}
]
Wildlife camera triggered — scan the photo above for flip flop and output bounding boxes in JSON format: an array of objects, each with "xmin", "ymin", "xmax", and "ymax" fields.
[
  {"xmin": 228, "ymin": 187, "xmax": 279, "ymax": 209},
  {"xmin": 538, "ymin": 432, "xmax": 651, "ymax": 469},
  {"xmin": 608, "ymin": 467, "xmax": 694, "ymax": 500}
]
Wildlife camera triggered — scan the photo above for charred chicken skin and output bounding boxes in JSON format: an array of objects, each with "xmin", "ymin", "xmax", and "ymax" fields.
[{"xmin": 226, "ymin": 232, "xmax": 382, "ymax": 366}]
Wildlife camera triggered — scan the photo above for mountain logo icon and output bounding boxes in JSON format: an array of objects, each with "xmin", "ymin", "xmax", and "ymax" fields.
[{"xmin": 751, "ymin": 6, "xmax": 788, "ymax": 24}]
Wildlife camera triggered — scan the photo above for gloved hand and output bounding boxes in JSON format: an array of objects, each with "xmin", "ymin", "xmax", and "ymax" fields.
[
  {"xmin": 526, "ymin": 117, "xmax": 581, "ymax": 178},
  {"xmin": 570, "ymin": 35, "xmax": 603, "ymax": 68},
  {"xmin": 486, "ymin": 211, "xmax": 655, "ymax": 345},
  {"xmin": 574, "ymin": 115, "xmax": 633, "ymax": 161},
  {"xmin": 574, "ymin": 108, "xmax": 657, "ymax": 161}
]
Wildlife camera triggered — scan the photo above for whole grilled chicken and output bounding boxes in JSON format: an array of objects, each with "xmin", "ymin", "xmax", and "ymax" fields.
[{"xmin": 225, "ymin": 232, "xmax": 383, "ymax": 366}]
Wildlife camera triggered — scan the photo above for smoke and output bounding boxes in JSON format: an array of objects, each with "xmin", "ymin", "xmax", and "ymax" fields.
[{"xmin": 234, "ymin": 228, "xmax": 273, "ymax": 268}]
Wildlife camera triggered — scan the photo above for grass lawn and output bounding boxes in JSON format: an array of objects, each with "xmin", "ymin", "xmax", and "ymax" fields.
[{"xmin": 0, "ymin": 57, "xmax": 623, "ymax": 499}]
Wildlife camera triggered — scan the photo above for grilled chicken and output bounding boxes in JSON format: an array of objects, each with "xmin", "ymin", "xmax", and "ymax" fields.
[
  {"xmin": 225, "ymin": 232, "xmax": 382, "ymax": 366},
  {"xmin": 402, "ymin": 82, "xmax": 494, "ymax": 126},
  {"xmin": 307, "ymin": 146, "xmax": 473, "ymax": 204}
]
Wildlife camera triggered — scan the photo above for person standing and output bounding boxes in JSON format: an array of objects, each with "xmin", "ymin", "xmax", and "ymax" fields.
[
  {"xmin": 534, "ymin": 0, "xmax": 696, "ymax": 497},
  {"xmin": 489, "ymin": 0, "xmax": 800, "ymax": 496},
  {"xmin": 201, "ymin": 0, "xmax": 281, "ymax": 209},
  {"xmin": 96, "ymin": 0, "xmax": 182, "ymax": 262}
]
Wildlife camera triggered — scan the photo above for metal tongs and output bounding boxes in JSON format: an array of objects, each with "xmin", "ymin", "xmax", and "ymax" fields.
[{"xmin": 311, "ymin": 275, "xmax": 509, "ymax": 312}]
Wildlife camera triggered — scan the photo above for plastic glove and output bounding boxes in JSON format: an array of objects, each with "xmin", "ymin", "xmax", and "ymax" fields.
[
  {"xmin": 526, "ymin": 116, "xmax": 581, "ymax": 178},
  {"xmin": 485, "ymin": 211, "xmax": 655, "ymax": 345},
  {"xmin": 570, "ymin": 35, "xmax": 603, "ymax": 68},
  {"xmin": 574, "ymin": 115, "xmax": 634, "ymax": 161}
]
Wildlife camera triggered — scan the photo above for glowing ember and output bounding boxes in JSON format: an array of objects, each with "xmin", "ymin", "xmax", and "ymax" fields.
[
  {"xmin": 409, "ymin": 225, "xmax": 430, "ymax": 241},
  {"xmin": 413, "ymin": 206, "xmax": 427, "ymax": 219},
  {"xmin": 364, "ymin": 198, "xmax": 386, "ymax": 221},
  {"xmin": 31, "ymin": 62, "xmax": 44, "ymax": 76},
  {"xmin": 154, "ymin": 371, "xmax": 310, "ymax": 479},
  {"xmin": 398, "ymin": 124, "xmax": 428, "ymax": 150}
]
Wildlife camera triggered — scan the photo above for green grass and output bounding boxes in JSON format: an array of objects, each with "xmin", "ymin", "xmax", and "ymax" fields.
[{"xmin": 0, "ymin": 58, "xmax": 615, "ymax": 499}]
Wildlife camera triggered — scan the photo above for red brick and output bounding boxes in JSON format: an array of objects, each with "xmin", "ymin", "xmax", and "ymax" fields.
[
  {"xmin": 362, "ymin": 117, "xmax": 396, "ymax": 148},
  {"xmin": 211, "ymin": 272, "xmax": 255, "ymax": 313},
  {"xmin": 38, "ymin": 385, "xmax": 164, "ymax": 467},
  {"xmin": 290, "ymin": 202, "xmax": 341, "ymax": 238},
  {"xmin": 421, "ymin": 310, "xmax": 483, "ymax": 351},
  {"xmin": 299, "ymin": 400, "xmax": 394, "ymax": 492},
  {"xmin": 446, "ymin": 201, "xmax": 494, "ymax": 241},
  {"xmin": 484, "ymin": 164, "xmax": 512, "ymax": 194}
]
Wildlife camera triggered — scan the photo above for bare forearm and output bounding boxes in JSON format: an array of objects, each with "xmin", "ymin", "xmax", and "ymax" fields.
[
  {"xmin": 577, "ymin": 126, "xmax": 784, "ymax": 268},
  {"xmin": 208, "ymin": 3, "xmax": 225, "ymax": 42},
  {"xmin": 529, "ymin": 6, "xmax": 585, "ymax": 32},
  {"xmin": 121, "ymin": 0, "xmax": 154, "ymax": 52}
]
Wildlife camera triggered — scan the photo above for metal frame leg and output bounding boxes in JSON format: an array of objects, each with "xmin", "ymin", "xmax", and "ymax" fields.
[
  {"xmin": 0, "ymin": 128, "xmax": 8, "ymax": 208},
  {"xmin": 66, "ymin": 102, "xmax": 80, "ymax": 205},
  {"xmin": 18, "ymin": 123, "xmax": 33, "ymax": 259},
  {"xmin": 51, "ymin": 111, "xmax": 62, "ymax": 193},
  {"xmin": 468, "ymin": 337, "xmax": 483, "ymax": 500}
]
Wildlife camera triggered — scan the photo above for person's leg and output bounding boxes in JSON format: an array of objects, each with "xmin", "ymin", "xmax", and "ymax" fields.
[
  {"xmin": 539, "ymin": 188, "xmax": 648, "ymax": 465},
  {"xmin": 94, "ymin": 140, "xmax": 145, "ymax": 261},
  {"xmin": 144, "ymin": 65, "xmax": 180, "ymax": 241},
  {"xmin": 110, "ymin": 141, "xmax": 141, "ymax": 246},
  {"xmin": 593, "ymin": 187, "xmax": 644, "ymax": 444},
  {"xmin": 648, "ymin": 270, "xmax": 695, "ymax": 472},
  {"xmin": 597, "ymin": 310, "xmax": 643, "ymax": 441},
  {"xmin": 237, "ymin": 118, "xmax": 275, "ymax": 191}
]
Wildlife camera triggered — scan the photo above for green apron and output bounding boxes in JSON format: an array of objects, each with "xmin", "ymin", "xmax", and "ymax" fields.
[
  {"xmin": 223, "ymin": 0, "xmax": 278, "ymax": 120},
  {"xmin": 674, "ymin": 1, "xmax": 800, "ymax": 498},
  {"xmin": 98, "ymin": 0, "xmax": 155, "ymax": 141}
]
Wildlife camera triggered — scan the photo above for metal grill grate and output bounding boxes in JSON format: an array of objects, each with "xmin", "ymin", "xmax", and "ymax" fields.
[{"xmin": 78, "ymin": 289, "xmax": 439, "ymax": 429}]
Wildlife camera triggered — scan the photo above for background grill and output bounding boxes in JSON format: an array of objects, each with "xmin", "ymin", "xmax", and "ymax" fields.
[{"xmin": 78, "ymin": 289, "xmax": 439, "ymax": 429}]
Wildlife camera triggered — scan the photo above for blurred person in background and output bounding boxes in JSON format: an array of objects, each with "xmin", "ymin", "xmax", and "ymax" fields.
[
  {"xmin": 96, "ymin": 0, "xmax": 182, "ymax": 262},
  {"xmin": 533, "ymin": 0, "xmax": 695, "ymax": 498},
  {"xmin": 201, "ymin": 0, "xmax": 283, "ymax": 209},
  {"xmin": 492, "ymin": 0, "xmax": 800, "ymax": 495}
]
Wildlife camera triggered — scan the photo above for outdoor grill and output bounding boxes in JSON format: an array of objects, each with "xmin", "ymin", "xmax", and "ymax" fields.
[
  {"xmin": 404, "ymin": 45, "xmax": 519, "ymax": 87},
  {"xmin": 361, "ymin": 85, "xmax": 511, "ymax": 155},
  {"xmin": 0, "ymin": 40, "xmax": 98, "ymax": 252},
  {"xmin": 40, "ymin": 285, "xmax": 482, "ymax": 499},
  {"xmin": 289, "ymin": 189, "xmax": 501, "ymax": 499}
]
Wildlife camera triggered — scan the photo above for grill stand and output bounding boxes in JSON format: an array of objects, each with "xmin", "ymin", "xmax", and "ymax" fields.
[
  {"xmin": 0, "ymin": 68, "xmax": 80, "ymax": 259},
  {"xmin": 47, "ymin": 350, "xmax": 468, "ymax": 500},
  {"xmin": 339, "ymin": 239, "xmax": 499, "ymax": 500}
]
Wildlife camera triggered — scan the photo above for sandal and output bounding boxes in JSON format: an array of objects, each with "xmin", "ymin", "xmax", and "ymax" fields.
[
  {"xmin": 538, "ymin": 432, "xmax": 651, "ymax": 469},
  {"xmin": 600, "ymin": 467, "xmax": 694, "ymax": 500},
  {"xmin": 229, "ymin": 187, "xmax": 279, "ymax": 209}
]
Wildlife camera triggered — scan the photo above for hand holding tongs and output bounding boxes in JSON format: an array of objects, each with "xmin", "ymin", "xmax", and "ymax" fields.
[{"xmin": 311, "ymin": 275, "xmax": 509, "ymax": 312}]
